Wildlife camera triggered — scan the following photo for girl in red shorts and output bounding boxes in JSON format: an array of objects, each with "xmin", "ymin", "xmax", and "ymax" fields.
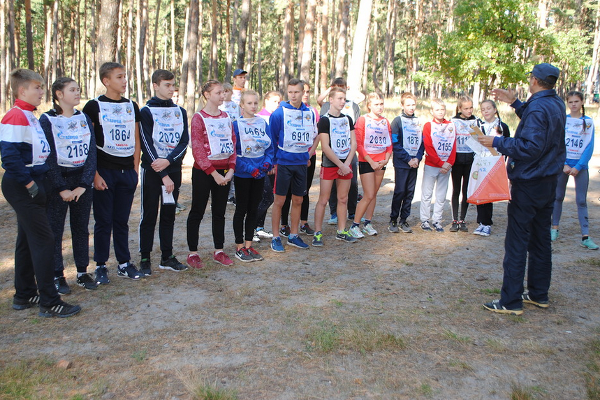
[
  {"xmin": 348, "ymin": 93, "xmax": 392, "ymax": 238},
  {"xmin": 312, "ymin": 87, "xmax": 357, "ymax": 245}
]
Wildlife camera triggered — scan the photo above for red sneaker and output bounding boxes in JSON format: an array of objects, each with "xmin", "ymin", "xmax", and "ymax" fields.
[
  {"xmin": 213, "ymin": 251, "xmax": 233, "ymax": 266},
  {"xmin": 186, "ymin": 253, "xmax": 204, "ymax": 269}
]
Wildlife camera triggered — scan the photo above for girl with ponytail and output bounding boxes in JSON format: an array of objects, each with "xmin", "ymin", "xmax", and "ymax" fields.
[
  {"xmin": 552, "ymin": 91, "xmax": 598, "ymax": 250},
  {"xmin": 39, "ymin": 77, "xmax": 98, "ymax": 292}
]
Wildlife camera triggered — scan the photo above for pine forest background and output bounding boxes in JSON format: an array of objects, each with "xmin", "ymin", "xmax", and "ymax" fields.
[{"xmin": 0, "ymin": 0, "xmax": 599, "ymax": 117}]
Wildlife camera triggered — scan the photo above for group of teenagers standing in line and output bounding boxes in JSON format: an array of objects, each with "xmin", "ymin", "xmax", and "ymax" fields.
[{"xmin": 0, "ymin": 60, "xmax": 596, "ymax": 318}]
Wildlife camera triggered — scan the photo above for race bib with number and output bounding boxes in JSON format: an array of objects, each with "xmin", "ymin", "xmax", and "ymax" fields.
[
  {"xmin": 329, "ymin": 115, "xmax": 351, "ymax": 159},
  {"xmin": 146, "ymin": 106, "xmax": 184, "ymax": 158},
  {"xmin": 430, "ymin": 122, "xmax": 455, "ymax": 161},
  {"xmin": 219, "ymin": 101, "xmax": 240, "ymax": 121},
  {"xmin": 200, "ymin": 113, "xmax": 234, "ymax": 160},
  {"xmin": 565, "ymin": 116, "xmax": 593, "ymax": 160},
  {"xmin": 452, "ymin": 118, "xmax": 478, "ymax": 153},
  {"xmin": 47, "ymin": 113, "xmax": 91, "ymax": 168},
  {"xmin": 364, "ymin": 116, "xmax": 390, "ymax": 155},
  {"xmin": 97, "ymin": 99, "xmax": 136, "ymax": 157},
  {"xmin": 401, "ymin": 116, "xmax": 423, "ymax": 157},
  {"xmin": 282, "ymin": 108, "xmax": 313, "ymax": 153},
  {"xmin": 22, "ymin": 109, "xmax": 50, "ymax": 166},
  {"xmin": 237, "ymin": 116, "xmax": 271, "ymax": 158}
]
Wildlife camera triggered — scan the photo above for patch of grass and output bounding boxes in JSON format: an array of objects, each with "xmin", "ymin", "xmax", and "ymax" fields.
[
  {"xmin": 330, "ymin": 299, "xmax": 343, "ymax": 307},
  {"xmin": 481, "ymin": 288, "xmax": 501, "ymax": 295},
  {"xmin": 584, "ymin": 338, "xmax": 600, "ymax": 399},
  {"xmin": 0, "ymin": 357, "xmax": 75, "ymax": 399},
  {"xmin": 485, "ymin": 338, "xmax": 507, "ymax": 352},
  {"xmin": 443, "ymin": 329, "xmax": 471, "ymax": 344},
  {"xmin": 448, "ymin": 359, "xmax": 474, "ymax": 371},
  {"xmin": 179, "ymin": 374, "xmax": 238, "ymax": 400},
  {"xmin": 306, "ymin": 321, "xmax": 340, "ymax": 353},
  {"xmin": 510, "ymin": 383, "xmax": 545, "ymax": 400},
  {"xmin": 419, "ymin": 382, "xmax": 433, "ymax": 397},
  {"xmin": 342, "ymin": 325, "xmax": 406, "ymax": 353},
  {"xmin": 131, "ymin": 349, "xmax": 147, "ymax": 362},
  {"xmin": 577, "ymin": 258, "xmax": 600, "ymax": 267}
]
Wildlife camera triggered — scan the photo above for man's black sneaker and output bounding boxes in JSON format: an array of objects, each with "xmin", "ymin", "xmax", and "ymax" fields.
[
  {"xmin": 449, "ymin": 220, "xmax": 459, "ymax": 232},
  {"xmin": 140, "ymin": 258, "xmax": 152, "ymax": 276},
  {"xmin": 159, "ymin": 255, "xmax": 189, "ymax": 271},
  {"xmin": 117, "ymin": 262, "xmax": 141, "ymax": 280},
  {"xmin": 76, "ymin": 274, "xmax": 98, "ymax": 290},
  {"xmin": 54, "ymin": 276, "xmax": 71, "ymax": 295},
  {"xmin": 388, "ymin": 221, "xmax": 400, "ymax": 233},
  {"xmin": 39, "ymin": 300, "xmax": 81, "ymax": 318},
  {"xmin": 12, "ymin": 295, "xmax": 40, "ymax": 310},
  {"xmin": 522, "ymin": 293, "xmax": 549, "ymax": 308},
  {"xmin": 483, "ymin": 299, "xmax": 523, "ymax": 315},
  {"xmin": 458, "ymin": 220, "xmax": 468, "ymax": 232},
  {"xmin": 95, "ymin": 266, "xmax": 110, "ymax": 285},
  {"xmin": 300, "ymin": 223, "xmax": 315, "ymax": 235},
  {"xmin": 400, "ymin": 222, "xmax": 413, "ymax": 233},
  {"xmin": 279, "ymin": 225, "xmax": 291, "ymax": 237}
]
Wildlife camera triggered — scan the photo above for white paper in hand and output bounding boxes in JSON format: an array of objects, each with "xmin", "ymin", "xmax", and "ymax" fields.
[
  {"xmin": 162, "ymin": 185, "xmax": 176, "ymax": 205},
  {"xmin": 466, "ymin": 136, "xmax": 487, "ymax": 155}
]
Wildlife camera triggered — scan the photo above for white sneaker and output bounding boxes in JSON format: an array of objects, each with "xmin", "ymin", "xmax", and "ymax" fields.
[
  {"xmin": 480, "ymin": 225, "xmax": 491, "ymax": 237},
  {"xmin": 256, "ymin": 228, "xmax": 273, "ymax": 239},
  {"xmin": 348, "ymin": 225, "xmax": 365, "ymax": 238},
  {"xmin": 473, "ymin": 224, "xmax": 484, "ymax": 235},
  {"xmin": 362, "ymin": 223, "xmax": 378, "ymax": 236}
]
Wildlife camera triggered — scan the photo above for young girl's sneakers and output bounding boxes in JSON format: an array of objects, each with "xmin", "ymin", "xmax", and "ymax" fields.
[
  {"xmin": 581, "ymin": 237, "xmax": 599, "ymax": 250},
  {"xmin": 214, "ymin": 251, "xmax": 234, "ymax": 266}
]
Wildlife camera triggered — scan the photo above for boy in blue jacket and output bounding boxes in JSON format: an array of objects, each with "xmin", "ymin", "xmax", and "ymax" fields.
[
  {"xmin": 138, "ymin": 69, "xmax": 189, "ymax": 275},
  {"xmin": 389, "ymin": 92, "xmax": 424, "ymax": 234}
]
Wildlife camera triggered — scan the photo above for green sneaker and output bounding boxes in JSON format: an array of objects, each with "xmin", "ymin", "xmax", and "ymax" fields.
[
  {"xmin": 336, "ymin": 230, "xmax": 357, "ymax": 243},
  {"xmin": 581, "ymin": 237, "xmax": 599, "ymax": 250},
  {"xmin": 551, "ymin": 228, "xmax": 559, "ymax": 241},
  {"xmin": 312, "ymin": 232, "xmax": 324, "ymax": 247}
]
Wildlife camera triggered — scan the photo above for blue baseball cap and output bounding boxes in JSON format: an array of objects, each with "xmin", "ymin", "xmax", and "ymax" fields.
[
  {"xmin": 529, "ymin": 63, "xmax": 560, "ymax": 84},
  {"xmin": 233, "ymin": 69, "xmax": 247, "ymax": 77}
]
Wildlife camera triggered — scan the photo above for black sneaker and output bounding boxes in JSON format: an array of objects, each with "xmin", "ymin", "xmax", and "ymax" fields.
[
  {"xmin": 235, "ymin": 247, "xmax": 255, "ymax": 262},
  {"xmin": 140, "ymin": 258, "xmax": 152, "ymax": 276},
  {"xmin": 458, "ymin": 220, "xmax": 468, "ymax": 232},
  {"xmin": 449, "ymin": 220, "xmax": 459, "ymax": 232},
  {"xmin": 400, "ymin": 222, "xmax": 413, "ymax": 233},
  {"xmin": 483, "ymin": 299, "xmax": 523, "ymax": 316},
  {"xmin": 246, "ymin": 247, "xmax": 264, "ymax": 261},
  {"xmin": 54, "ymin": 276, "xmax": 71, "ymax": 295},
  {"xmin": 12, "ymin": 295, "xmax": 40, "ymax": 310},
  {"xmin": 521, "ymin": 293, "xmax": 549, "ymax": 308},
  {"xmin": 95, "ymin": 266, "xmax": 110, "ymax": 285},
  {"xmin": 300, "ymin": 223, "xmax": 315, "ymax": 235},
  {"xmin": 279, "ymin": 225, "xmax": 291, "ymax": 237},
  {"xmin": 388, "ymin": 220, "xmax": 400, "ymax": 233},
  {"xmin": 39, "ymin": 300, "xmax": 81, "ymax": 318},
  {"xmin": 76, "ymin": 274, "xmax": 98, "ymax": 290},
  {"xmin": 117, "ymin": 262, "xmax": 141, "ymax": 280},
  {"xmin": 159, "ymin": 255, "xmax": 189, "ymax": 271}
]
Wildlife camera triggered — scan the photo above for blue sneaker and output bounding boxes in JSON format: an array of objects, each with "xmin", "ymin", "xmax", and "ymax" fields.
[
  {"xmin": 271, "ymin": 237, "xmax": 285, "ymax": 253},
  {"xmin": 287, "ymin": 235, "xmax": 309, "ymax": 249},
  {"xmin": 328, "ymin": 214, "xmax": 338, "ymax": 225},
  {"xmin": 95, "ymin": 265, "xmax": 110, "ymax": 285}
]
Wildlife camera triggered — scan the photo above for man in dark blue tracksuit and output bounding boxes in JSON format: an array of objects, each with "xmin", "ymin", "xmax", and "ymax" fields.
[{"xmin": 479, "ymin": 63, "xmax": 566, "ymax": 315}]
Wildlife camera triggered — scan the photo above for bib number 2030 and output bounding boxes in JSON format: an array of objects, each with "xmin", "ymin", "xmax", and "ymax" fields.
[
  {"xmin": 67, "ymin": 143, "xmax": 89, "ymax": 158},
  {"xmin": 110, "ymin": 128, "xmax": 131, "ymax": 141}
]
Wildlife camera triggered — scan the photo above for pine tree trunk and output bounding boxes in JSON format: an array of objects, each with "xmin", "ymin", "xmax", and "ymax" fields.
[
  {"xmin": 210, "ymin": 0, "xmax": 218, "ymax": 79},
  {"xmin": 300, "ymin": 0, "xmax": 316, "ymax": 83},
  {"xmin": 24, "ymin": 0, "xmax": 34, "ymax": 69},
  {"xmin": 185, "ymin": 0, "xmax": 199, "ymax": 114},
  {"xmin": 135, "ymin": 0, "xmax": 148, "ymax": 102},
  {"xmin": 279, "ymin": 0, "xmax": 293, "ymax": 91},
  {"xmin": 346, "ymin": 0, "xmax": 372, "ymax": 92},
  {"xmin": 7, "ymin": 0, "xmax": 16, "ymax": 70},
  {"xmin": 319, "ymin": 0, "xmax": 329, "ymax": 92},
  {"xmin": 257, "ymin": 1, "xmax": 263, "ymax": 96},
  {"xmin": 585, "ymin": 0, "xmax": 600, "ymax": 104},
  {"xmin": 116, "ymin": 0, "xmax": 123, "ymax": 63},
  {"xmin": 51, "ymin": 0, "xmax": 59, "ymax": 86},
  {"xmin": 89, "ymin": 0, "xmax": 99, "ymax": 98},
  {"xmin": 126, "ymin": 0, "xmax": 133, "ymax": 98},
  {"xmin": 97, "ymin": 0, "xmax": 120, "ymax": 95},
  {"xmin": 151, "ymin": 0, "xmax": 162, "ymax": 70},
  {"xmin": 334, "ymin": 0, "xmax": 350, "ymax": 78},
  {"xmin": 0, "ymin": 0, "xmax": 6, "ymax": 111},
  {"xmin": 179, "ymin": 5, "xmax": 190, "ymax": 100},
  {"xmin": 237, "ymin": 0, "xmax": 250, "ymax": 69},
  {"xmin": 382, "ymin": 0, "xmax": 396, "ymax": 96},
  {"xmin": 170, "ymin": 0, "xmax": 176, "ymax": 71},
  {"xmin": 296, "ymin": 0, "xmax": 306, "ymax": 76},
  {"xmin": 225, "ymin": 0, "xmax": 232, "ymax": 81}
]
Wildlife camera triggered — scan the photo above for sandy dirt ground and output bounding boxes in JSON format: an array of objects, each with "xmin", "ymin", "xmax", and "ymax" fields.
[{"xmin": 0, "ymin": 141, "xmax": 599, "ymax": 399}]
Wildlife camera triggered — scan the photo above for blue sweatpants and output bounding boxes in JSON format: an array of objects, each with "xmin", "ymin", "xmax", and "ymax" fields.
[{"xmin": 390, "ymin": 167, "xmax": 417, "ymax": 222}]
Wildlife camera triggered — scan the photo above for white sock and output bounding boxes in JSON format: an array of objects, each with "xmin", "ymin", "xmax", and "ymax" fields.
[
  {"xmin": 118, "ymin": 262, "xmax": 128, "ymax": 269},
  {"xmin": 96, "ymin": 265, "xmax": 105, "ymax": 270},
  {"xmin": 77, "ymin": 272, "xmax": 86, "ymax": 277}
]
